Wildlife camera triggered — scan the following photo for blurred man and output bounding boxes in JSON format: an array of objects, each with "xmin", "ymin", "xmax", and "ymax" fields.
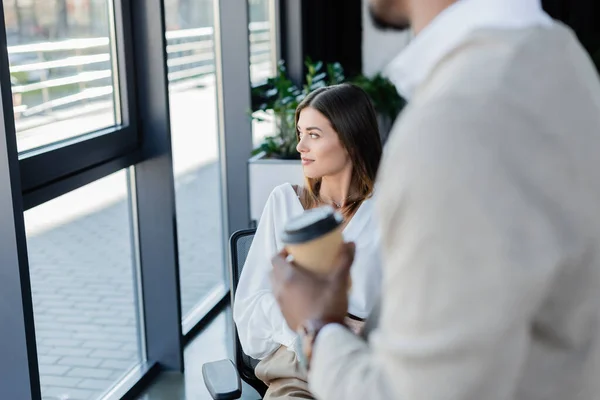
[{"xmin": 271, "ymin": 0, "xmax": 600, "ymax": 399}]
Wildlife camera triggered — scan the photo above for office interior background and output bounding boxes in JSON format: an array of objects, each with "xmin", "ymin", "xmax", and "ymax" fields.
[{"xmin": 0, "ymin": 0, "xmax": 597, "ymax": 399}]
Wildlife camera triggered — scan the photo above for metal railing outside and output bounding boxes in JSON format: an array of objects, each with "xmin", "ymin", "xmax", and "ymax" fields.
[{"xmin": 8, "ymin": 21, "xmax": 272, "ymax": 132}]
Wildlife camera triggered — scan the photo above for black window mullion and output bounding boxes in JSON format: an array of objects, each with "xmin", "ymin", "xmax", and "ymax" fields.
[
  {"xmin": 17, "ymin": 0, "xmax": 141, "ymax": 197},
  {"xmin": 0, "ymin": 1, "xmax": 40, "ymax": 397}
]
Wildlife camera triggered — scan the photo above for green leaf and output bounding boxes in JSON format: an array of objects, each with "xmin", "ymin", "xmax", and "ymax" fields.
[{"xmin": 314, "ymin": 61, "xmax": 323, "ymax": 72}]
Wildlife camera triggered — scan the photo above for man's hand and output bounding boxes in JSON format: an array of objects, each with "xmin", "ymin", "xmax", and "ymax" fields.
[{"xmin": 270, "ymin": 242, "xmax": 356, "ymax": 332}]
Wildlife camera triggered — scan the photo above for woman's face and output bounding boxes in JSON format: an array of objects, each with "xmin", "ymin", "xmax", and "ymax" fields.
[{"xmin": 296, "ymin": 107, "xmax": 351, "ymax": 179}]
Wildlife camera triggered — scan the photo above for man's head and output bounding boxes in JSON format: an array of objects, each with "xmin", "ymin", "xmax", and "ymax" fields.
[{"xmin": 368, "ymin": 0, "xmax": 411, "ymax": 31}]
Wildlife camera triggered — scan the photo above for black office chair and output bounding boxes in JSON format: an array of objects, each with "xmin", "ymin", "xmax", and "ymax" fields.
[{"xmin": 202, "ymin": 229, "xmax": 268, "ymax": 400}]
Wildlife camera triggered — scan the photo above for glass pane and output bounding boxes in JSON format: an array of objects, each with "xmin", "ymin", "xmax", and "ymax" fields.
[
  {"xmin": 249, "ymin": 0, "xmax": 275, "ymax": 85},
  {"xmin": 163, "ymin": 0, "xmax": 227, "ymax": 321},
  {"xmin": 25, "ymin": 170, "xmax": 143, "ymax": 400},
  {"xmin": 3, "ymin": 0, "xmax": 121, "ymax": 153},
  {"xmin": 249, "ymin": 0, "xmax": 277, "ymax": 147}
]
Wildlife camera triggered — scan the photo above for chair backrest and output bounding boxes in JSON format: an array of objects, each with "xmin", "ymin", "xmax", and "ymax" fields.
[{"xmin": 229, "ymin": 229, "xmax": 267, "ymax": 396}]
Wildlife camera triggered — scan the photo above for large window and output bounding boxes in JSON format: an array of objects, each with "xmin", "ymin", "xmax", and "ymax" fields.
[
  {"xmin": 25, "ymin": 170, "xmax": 143, "ymax": 399},
  {"xmin": 0, "ymin": 0, "xmax": 261, "ymax": 397},
  {"xmin": 161, "ymin": 0, "xmax": 228, "ymax": 327},
  {"xmin": 249, "ymin": 0, "xmax": 276, "ymax": 85},
  {"xmin": 249, "ymin": 0, "xmax": 278, "ymax": 147},
  {"xmin": 3, "ymin": 0, "xmax": 122, "ymax": 153}
]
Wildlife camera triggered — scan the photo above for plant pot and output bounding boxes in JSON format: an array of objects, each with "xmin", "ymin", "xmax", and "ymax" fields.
[{"xmin": 248, "ymin": 152, "xmax": 304, "ymax": 225}]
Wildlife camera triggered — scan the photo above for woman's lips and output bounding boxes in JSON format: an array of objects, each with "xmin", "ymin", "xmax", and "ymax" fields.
[{"xmin": 301, "ymin": 158, "xmax": 314, "ymax": 166}]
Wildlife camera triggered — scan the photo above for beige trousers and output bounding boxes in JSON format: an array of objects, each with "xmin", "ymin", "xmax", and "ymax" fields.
[{"xmin": 254, "ymin": 346, "xmax": 314, "ymax": 400}]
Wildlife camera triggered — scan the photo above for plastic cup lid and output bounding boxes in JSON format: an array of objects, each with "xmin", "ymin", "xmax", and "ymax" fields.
[{"xmin": 282, "ymin": 205, "xmax": 343, "ymax": 244}]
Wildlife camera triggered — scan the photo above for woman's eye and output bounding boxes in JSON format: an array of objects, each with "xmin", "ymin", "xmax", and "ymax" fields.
[{"xmin": 309, "ymin": 133, "xmax": 319, "ymax": 139}]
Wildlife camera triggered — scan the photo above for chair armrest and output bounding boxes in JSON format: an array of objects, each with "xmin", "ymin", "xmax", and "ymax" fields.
[{"xmin": 202, "ymin": 359, "xmax": 243, "ymax": 400}]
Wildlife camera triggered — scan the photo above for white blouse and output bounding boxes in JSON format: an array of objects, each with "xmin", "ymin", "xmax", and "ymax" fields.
[{"xmin": 233, "ymin": 183, "xmax": 382, "ymax": 360}]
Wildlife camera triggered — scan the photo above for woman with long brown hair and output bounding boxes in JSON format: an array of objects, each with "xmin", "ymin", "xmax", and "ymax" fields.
[{"xmin": 234, "ymin": 83, "xmax": 383, "ymax": 399}]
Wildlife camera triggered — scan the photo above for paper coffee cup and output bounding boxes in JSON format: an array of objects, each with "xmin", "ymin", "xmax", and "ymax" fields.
[{"xmin": 281, "ymin": 206, "xmax": 344, "ymax": 275}]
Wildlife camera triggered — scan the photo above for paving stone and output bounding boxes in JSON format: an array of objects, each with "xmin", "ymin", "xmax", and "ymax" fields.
[
  {"xmin": 41, "ymin": 338, "xmax": 83, "ymax": 347},
  {"xmin": 99, "ymin": 326, "xmax": 136, "ymax": 335},
  {"xmin": 77, "ymin": 378, "xmax": 117, "ymax": 390},
  {"xmin": 38, "ymin": 365, "xmax": 70, "ymax": 376},
  {"xmin": 42, "ymin": 386, "xmax": 94, "ymax": 400},
  {"xmin": 45, "ymin": 308, "xmax": 81, "ymax": 316},
  {"xmin": 34, "ymin": 314, "xmax": 58, "ymax": 323},
  {"xmin": 72, "ymin": 332, "xmax": 133, "ymax": 343},
  {"xmin": 100, "ymin": 359, "xmax": 138, "ymax": 370},
  {"xmin": 35, "ymin": 329, "xmax": 73, "ymax": 339},
  {"xmin": 36, "ymin": 346, "xmax": 51, "ymax": 355},
  {"xmin": 47, "ymin": 347, "xmax": 93, "ymax": 357},
  {"xmin": 58, "ymin": 357, "xmax": 104, "ymax": 368},
  {"xmin": 101, "ymin": 297, "xmax": 135, "ymax": 305},
  {"xmin": 55, "ymin": 315, "xmax": 93, "ymax": 324},
  {"xmin": 39, "ymin": 375, "xmax": 82, "ymax": 387},
  {"xmin": 109, "ymin": 370, "xmax": 130, "ymax": 381},
  {"xmin": 81, "ymin": 340, "xmax": 124, "ymax": 350},
  {"xmin": 38, "ymin": 355, "xmax": 61, "ymax": 365},
  {"xmin": 68, "ymin": 367, "xmax": 114, "ymax": 379},
  {"xmin": 36, "ymin": 299, "xmax": 72, "ymax": 308},
  {"xmin": 89, "ymin": 349, "xmax": 136, "ymax": 361},
  {"xmin": 63, "ymin": 323, "xmax": 101, "ymax": 332},
  {"xmin": 34, "ymin": 293, "xmax": 66, "ymax": 300},
  {"xmin": 93, "ymin": 317, "xmax": 132, "ymax": 325},
  {"xmin": 119, "ymin": 342, "xmax": 139, "ymax": 353},
  {"xmin": 69, "ymin": 296, "xmax": 103, "ymax": 304}
]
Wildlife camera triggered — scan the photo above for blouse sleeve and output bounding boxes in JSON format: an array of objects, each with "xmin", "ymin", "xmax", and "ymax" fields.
[{"xmin": 232, "ymin": 186, "xmax": 298, "ymax": 360}]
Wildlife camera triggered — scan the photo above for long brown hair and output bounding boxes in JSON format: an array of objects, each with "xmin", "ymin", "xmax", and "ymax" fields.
[{"xmin": 295, "ymin": 83, "xmax": 383, "ymax": 219}]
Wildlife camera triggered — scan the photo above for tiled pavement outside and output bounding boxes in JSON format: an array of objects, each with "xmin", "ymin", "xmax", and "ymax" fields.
[
  {"xmin": 21, "ymin": 82, "xmax": 272, "ymax": 400},
  {"xmin": 28, "ymin": 161, "xmax": 224, "ymax": 400}
]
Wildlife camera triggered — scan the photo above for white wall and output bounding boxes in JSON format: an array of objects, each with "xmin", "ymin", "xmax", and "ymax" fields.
[{"xmin": 361, "ymin": 0, "xmax": 411, "ymax": 76}]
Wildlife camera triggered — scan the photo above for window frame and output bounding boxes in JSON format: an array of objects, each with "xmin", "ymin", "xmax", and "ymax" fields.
[
  {"xmin": 0, "ymin": 0, "xmax": 285, "ymax": 397},
  {"xmin": 17, "ymin": 0, "xmax": 139, "ymax": 204}
]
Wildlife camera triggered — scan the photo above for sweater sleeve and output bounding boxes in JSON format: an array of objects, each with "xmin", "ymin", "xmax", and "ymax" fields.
[
  {"xmin": 309, "ymin": 94, "xmax": 559, "ymax": 400},
  {"xmin": 233, "ymin": 186, "xmax": 298, "ymax": 360}
]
